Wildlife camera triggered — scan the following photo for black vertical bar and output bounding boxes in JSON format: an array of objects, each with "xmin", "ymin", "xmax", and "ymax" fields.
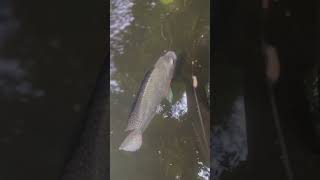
[{"xmin": 243, "ymin": 0, "xmax": 287, "ymax": 179}]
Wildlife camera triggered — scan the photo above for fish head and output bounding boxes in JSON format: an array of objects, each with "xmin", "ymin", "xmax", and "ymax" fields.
[
  {"xmin": 158, "ymin": 51, "xmax": 177, "ymax": 74},
  {"xmin": 154, "ymin": 51, "xmax": 178, "ymax": 78},
  {"xmin": 164, "ymin": 51, "xmax": 177, "ymax": 65}
]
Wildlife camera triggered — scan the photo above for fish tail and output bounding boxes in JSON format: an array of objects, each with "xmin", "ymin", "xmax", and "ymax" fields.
[{"xmin": 118, "ymin": 130, "xmax": 143, "ymax": 152}]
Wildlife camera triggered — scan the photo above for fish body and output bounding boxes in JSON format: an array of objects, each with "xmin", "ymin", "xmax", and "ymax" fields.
[{"xmin": 119, "ymin": 51, "xmax": 177, "ymax": 152}]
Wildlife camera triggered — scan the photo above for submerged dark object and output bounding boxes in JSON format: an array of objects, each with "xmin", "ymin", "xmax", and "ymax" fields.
[
  {"xmin": 60, "ymin": 60, "xmax": 109, "ymax": 180},
  {"xmin": 119, "ymin": 51, "xmax": 177, "ymax": 152}
]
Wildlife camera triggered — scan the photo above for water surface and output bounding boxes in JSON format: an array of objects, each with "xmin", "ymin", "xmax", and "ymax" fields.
[{"xmin": 110, "ymin": 0, "xmax": 210, "ymax": 179}]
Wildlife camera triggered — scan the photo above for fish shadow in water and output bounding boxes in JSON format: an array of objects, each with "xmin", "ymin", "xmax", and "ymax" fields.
[{"xmin": 172, "ymin": 51, "xmax": 187, "ymax": 82}]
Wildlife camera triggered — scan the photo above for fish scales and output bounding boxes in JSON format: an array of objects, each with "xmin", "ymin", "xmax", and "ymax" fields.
[
  {"xmin": 126, "ymin": 68, "xmax": 154, "ymax": 131},
  {"xmin": 126, "ymin": 67, "xmax": 167, "ymax": 131}
]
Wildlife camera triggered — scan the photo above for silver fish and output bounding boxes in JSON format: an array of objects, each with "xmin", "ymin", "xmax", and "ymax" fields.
[{"xmin": 119, "ymin": 51, "xmax": 177, "ymax": 152}]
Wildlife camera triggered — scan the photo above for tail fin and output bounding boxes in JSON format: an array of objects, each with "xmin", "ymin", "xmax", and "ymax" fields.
[{"xmin": 119, "ymin": 130, "xmax": 143, "ymax": 152}]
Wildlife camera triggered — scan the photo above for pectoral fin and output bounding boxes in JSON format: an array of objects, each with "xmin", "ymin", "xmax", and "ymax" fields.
[{"xmin": 166, "ymin": 87, "xmax": 173, "ymax": 103}]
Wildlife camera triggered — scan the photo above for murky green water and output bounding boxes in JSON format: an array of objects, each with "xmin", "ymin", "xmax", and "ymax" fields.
[{"xmin": 110, "ymin": 0, "xmax": 210, "ymax": 179}]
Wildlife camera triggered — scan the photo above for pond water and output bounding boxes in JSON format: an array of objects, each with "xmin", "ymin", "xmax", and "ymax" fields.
[
  {"xmin": 0, "ymin": 0, "xmax": 105, "ymax": 179},
  {"xmin": 110, "ymin": 0, "xmax": 210, "ymax": 179}
]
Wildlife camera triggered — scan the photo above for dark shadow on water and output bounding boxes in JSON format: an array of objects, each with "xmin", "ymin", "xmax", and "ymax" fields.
[{"xmin": 0, "ymin": 0, "xmax": 106, "ymax": 179}]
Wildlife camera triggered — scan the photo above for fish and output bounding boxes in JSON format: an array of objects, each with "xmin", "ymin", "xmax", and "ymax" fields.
[{"xmin": 119, "ymin": 51, "xmax": 177, "ymax": 152}]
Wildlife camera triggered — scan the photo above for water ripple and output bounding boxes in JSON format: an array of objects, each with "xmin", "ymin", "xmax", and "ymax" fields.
[
  {"xmin": 110, "ymin": 0, "xmax": 135, "ymax": 60},
  {"xmin": 110, "ymin": 0, "xmax": 135, "ymax": 94},
  {"xmin": 0, "ymin": 59, "xmax": 45, "ymax": 99},
  {"xmin": 170, "ymin": 91, "xmax": 188, "ymax": 120},
  {"xmin": 211, "ymin": 96, "xmax": 248, "ymax": 179}
]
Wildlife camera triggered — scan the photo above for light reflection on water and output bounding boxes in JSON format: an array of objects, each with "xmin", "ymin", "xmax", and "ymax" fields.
[
  {"xmin": 0, "ymin": 59, "xmax": 45, "ymax": 99},
  {"xmin": 0, "ymin": 4, "xmax": 45, "ymax": 101},
  {"xmin": 170, "ymin": 92, "xmax": 188, "ymax": 120},
  {"xmin": 110, "ymin": 79, "xmax": 124, "ymax": 94},
  {"xmin": 197, "ymin": 163, "xmax": 210, "ymax": 180},
  {"xmin": 110, "ymin": 0, "xmax": 134, "ymax": 60},
  {"xmin": 156, "ymin": 91, "xmax": 188, "ymax": 121},
  {"xmin": 0, "ymin": 5, "xmax": 19, "ymax": 47},
  {"xmin": 110, "ymin": 0, "xmax": 134, "ymax": 95},
  {"xmin": 211, "ymin": 96, "xmax": 248, "ymax": 179},
  {"xmin": 110, "ymin": 60, "xmax": 116, "ymax": 75}
]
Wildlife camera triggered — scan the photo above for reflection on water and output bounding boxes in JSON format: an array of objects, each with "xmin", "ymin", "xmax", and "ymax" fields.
[
  {"xmin": 110, "ymin": 0, "xmax": 134, "ymax": 60},
  {"xmin": 0, "ymin": 0, "xmax": 106, "ymax": 178},
  {"xmin": 156, "ymin": 91, "xmax": 188, "ymax": 121},
  {"xmin": 0, "ymin": 60, "xmax": 25, "ymax": 78},
  {"xmin": 198, "ymin": 161, "xmax": 210, "ymax": 180},
  {"xmin": 211, "ymin": 96, "xmax": 248, "ymax": 179},
  {"xmin": 110, "ymin": 0, "xmax": 210, "ymax": 179},
  {"xmin": 110, "ymin": 79, "xmax": 124, "ymax": 94},
  {"xmin": 0, "ymin": 4, "xmax": 44, "ymax": 101},
  {"xmin": 0, "ymin": 59, "xmax": 45, "ymax": 99},
  {"xmin": 0, "ymin": 6, "xmax": 19, "ymax": 47},
  {"xmin": 110, "ymin": 0, "xmax": 134, "ymax": 98},
  {"xmin": 170, "ymin": 91, "xmax": 188, "ymax": 120}
]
